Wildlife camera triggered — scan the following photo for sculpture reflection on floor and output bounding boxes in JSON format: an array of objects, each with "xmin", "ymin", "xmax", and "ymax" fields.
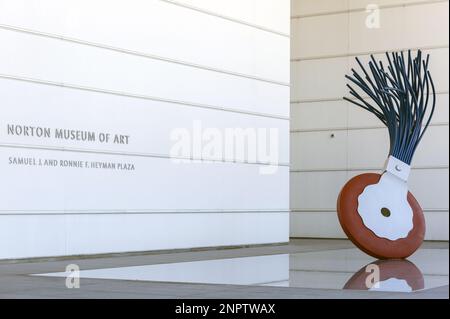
[
  {"xmin": 344, "ymin": 259, "xmax": 425, "ymax": 292},
  {"xmin": 34, "ymin": 248, "xmax": 448, "ymax": 292}
]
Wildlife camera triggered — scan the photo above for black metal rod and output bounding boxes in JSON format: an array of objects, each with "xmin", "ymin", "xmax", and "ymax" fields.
[{"xmin": 344, "ymin": 50, "xmax": 436, "ymax": 165}]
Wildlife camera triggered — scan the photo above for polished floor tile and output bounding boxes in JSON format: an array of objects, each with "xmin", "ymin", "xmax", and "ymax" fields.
[{"xmin": 34, "ymin": 248, "xmax": 448, "ymax": 293}]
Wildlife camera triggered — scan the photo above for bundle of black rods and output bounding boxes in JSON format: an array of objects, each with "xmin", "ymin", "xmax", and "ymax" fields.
[{"xmin": 344, "ymin": 50, "xmax": 436, "ymax": 165}]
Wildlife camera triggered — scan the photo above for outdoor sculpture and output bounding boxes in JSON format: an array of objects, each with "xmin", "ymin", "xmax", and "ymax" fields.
[{"xmin": 337, "ymin": 50, "xmax": 436, "ymax": 259}]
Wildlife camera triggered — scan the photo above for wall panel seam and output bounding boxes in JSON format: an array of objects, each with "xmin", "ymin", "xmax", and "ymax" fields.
[
  {"xmin": 290, "ymin": 166, "xmax": 449, "ymax": 172},
  {"xmin": 0, "ymin": 210, "xmax": 291, "ymax": 216},
  {"xmin": 290, "ymin": 123, "xmax": 449, "ymax": 133},
  {"xmin": 291, "ymin": 0, "xmax": 449, "ymax": 19},
  {"xmin": 291, "ymin": 45, "xmax": 450, "ymax": 62},
  {"xmin": 0, "ymin": 74, "xmax": 290, "ymax": 120},
  {"xmin": 160, "ymin": 0, "xmax": 290, "ymax": 37},
  {"xmin": 290, "ymin": 91, "xmax": 449, "ymax": 104},
  {"xmin": 290, "ymin": 209, "xmax": 449, "ymax": 213},
  {"xmin": 0, "ymin": 24, "xmax": 290, "ymax": 87}
]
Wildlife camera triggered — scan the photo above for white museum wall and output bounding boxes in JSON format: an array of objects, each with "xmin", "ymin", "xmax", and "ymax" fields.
[
  {"xmin": 290, "ymin": 0, "xmax": 449, "ymax": 240},
  {"xmin": 0, "ymin": 0, "xmax": 290, "ymax": 259}
]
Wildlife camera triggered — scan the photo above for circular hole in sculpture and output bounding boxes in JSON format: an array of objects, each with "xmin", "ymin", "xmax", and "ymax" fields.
[{"xmin": 381, "ymin": 207, "xmax": 392, "ymax": 218}]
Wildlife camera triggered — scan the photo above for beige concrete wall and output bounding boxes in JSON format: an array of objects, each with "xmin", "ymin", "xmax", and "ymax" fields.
[{"xmin": 290, "ymin": 0, "xmax": 449, "ymax": 240}]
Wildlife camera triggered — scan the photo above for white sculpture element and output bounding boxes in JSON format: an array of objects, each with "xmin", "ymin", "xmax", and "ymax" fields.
[
  {"xmin": 357, "ymin": 157, "xmax": 414, "ymax": 241},
  {"xmin": 369, "ymin": 278, "xmax": 413, "ymax": 292}
]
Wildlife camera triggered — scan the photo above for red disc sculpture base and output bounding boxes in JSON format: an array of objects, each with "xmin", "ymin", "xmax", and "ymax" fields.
[{"xmin": 337, "ymin": 173, "xmax": 426, "ymax": 260}]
